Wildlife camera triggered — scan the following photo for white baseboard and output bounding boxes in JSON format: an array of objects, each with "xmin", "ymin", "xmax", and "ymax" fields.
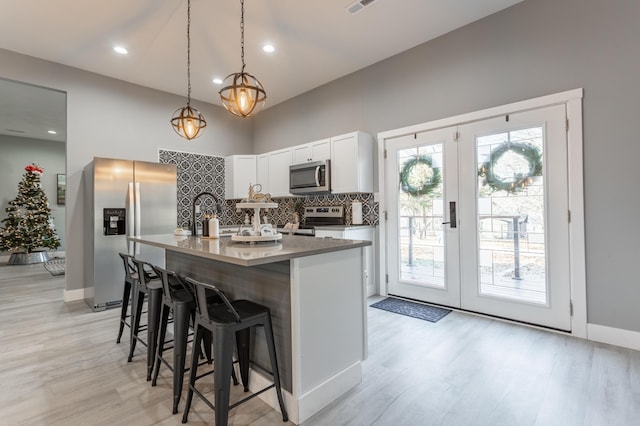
[
  {"xmin": 63, "ymin": 287, "xmax": 85, "ymax": 302},
  {"xmin": 247, "ymin": 361, "xmax": 363, "ymax": 425},
  {"xmin": 296, "ymin": 362, "xmax": 362, "ymax": 423},
  {"xmin": 587, "ymin": 323, "xmax": 640, "ymax": 351}
]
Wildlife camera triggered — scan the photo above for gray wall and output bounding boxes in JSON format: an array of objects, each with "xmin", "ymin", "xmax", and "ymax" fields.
[
  {"xmin": 0, "ymin": 48, "xmax": 252, "ymax": 292},
  {"xmin": 251, "ymin": 0, "xmax": 640, "ymax": 332},
  {"xmin": 0, "ymin": 135, "xmax": 66, "ymax": 250}
]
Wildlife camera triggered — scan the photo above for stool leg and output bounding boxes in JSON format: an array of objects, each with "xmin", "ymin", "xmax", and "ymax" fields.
[
  {"xmin": 202, "ymin": 328, "xmax": 213, "ymax": 363},
  {"xmin": 263, "ymin": 317, "xmax": 288, "ymax": 422},
  {"xmin": 235, "ymin": 328, "xmax": 251, "ymax": 392},
  {"xmin": 172, "ymin": 302, "xmax": 191, "ymax": 414},
  {"xmin": 214, "ymin": 329, "xmax": 235, "ymax": 426},
  {"xmin": 152, "ymin": 304, "xmax": 171, "ymax": 386},
  {"xmin": 128, "ymin": 286, "xmax": 144, "ymax": 362},
  {"xmin": 117, "ymin": 281, "xmax": 131, "ymax": 343},
  {"xmin": 147, "ymin": 288, "xmax": 162, "ymax": 381},
  {"xmin": 182, "ymin": 323, "xmax": 203, "ymax": 424}
]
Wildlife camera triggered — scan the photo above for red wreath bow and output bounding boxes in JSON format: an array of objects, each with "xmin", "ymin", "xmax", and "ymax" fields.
[{"xmin": 25, "ymin": 163, "xmax": 44, "ymax": 174}]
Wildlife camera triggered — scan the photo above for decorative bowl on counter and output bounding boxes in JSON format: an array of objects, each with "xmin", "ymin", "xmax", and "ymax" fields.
[{"xmin": 232, "ymin": 200, "xmax": 281, "ymax": 243}]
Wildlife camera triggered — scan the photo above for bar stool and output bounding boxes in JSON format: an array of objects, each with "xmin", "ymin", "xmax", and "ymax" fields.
[
  {"xmin": 150, "ymin": 266, "xmax": 227, "ymax": 414},
  {"xmin": 130, "ymin": 258, "xmax": 163, "ymax": 381},
  {"xmin": 181, "ymin": 277, "xmax": 288, "ymax": 426},
  {"xmin": 116, "ymin": 253, "xmax": 137, "ymax": 344}
]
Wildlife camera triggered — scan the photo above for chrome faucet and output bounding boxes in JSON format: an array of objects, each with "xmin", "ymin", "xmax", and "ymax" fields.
[{"xmin": 191, "ymin": 192, "xmax": 222, "ymax": 236}]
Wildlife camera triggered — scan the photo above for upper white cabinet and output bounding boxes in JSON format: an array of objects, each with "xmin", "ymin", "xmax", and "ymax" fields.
[
  {"xmin": 256, "ymin": 154, "xmax": 269, "ymax": 193},
  {"xmin": 330, "ymin": 131, "xmax": 374, "ymax": 193},
  {"xmin": 268, "ymin": 148, "xmax": 293, "ymax": 197},
  {"xmin": 292, "ymin": 138, "xmax": 331, "ymax": 164},
  {"xmin": 225, "ymin": 155, "xmax": 257, "ymax": 199}
]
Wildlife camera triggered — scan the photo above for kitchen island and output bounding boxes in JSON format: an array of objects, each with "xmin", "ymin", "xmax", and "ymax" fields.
[{"xmin": 129, "ymin": 233, "xmax": 371, "ymax": 424}]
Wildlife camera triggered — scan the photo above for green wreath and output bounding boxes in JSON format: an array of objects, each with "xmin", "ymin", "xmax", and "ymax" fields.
[
  {"xmin": 479, "ymin": 142, "xmax": 542, "ymax": 193},
  {"xmin": 400, "ymin": 155, "xmax": 442, "ymax": 197}
]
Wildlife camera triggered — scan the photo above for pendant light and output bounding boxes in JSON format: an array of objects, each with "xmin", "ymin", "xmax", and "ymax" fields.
[
  {"xmin": 219, "ymin": 0, "xmax": 267, "ymax": 118},
  {"xmin": 171, "ymin": 0, "xmax": 206, "ymax": 140}
]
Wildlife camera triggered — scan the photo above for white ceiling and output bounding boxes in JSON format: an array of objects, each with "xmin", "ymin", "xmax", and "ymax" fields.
[{"xmin": 0, "ymin": 0, "xmax": 523, "ymax": 141}]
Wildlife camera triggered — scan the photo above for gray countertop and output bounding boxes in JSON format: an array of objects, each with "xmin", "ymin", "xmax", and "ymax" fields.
[{"xmin": 129, "ymin": 233, "xmax": 371, "ymax": 267}]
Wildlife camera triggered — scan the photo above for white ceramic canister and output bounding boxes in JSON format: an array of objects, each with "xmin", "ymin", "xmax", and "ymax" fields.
[{"xmin": 209, "ymin": 214, "xmax": 220, "ymax": 238}]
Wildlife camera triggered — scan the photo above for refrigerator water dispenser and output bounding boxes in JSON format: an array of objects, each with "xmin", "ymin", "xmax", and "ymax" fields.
[{"xmin": 103, "ymin": 208, "xmax": 126, "ymax": 235}]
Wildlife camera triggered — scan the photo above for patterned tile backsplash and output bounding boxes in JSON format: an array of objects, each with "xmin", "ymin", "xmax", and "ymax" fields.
[{"xmin": 159, "ymin": 149, "xmax": 379, "ymax": 228}]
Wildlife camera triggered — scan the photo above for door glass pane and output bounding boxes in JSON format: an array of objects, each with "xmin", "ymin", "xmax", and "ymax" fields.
[
  {"xmin": 398, "ymin": 144, "xmax": 445, "ymax": 287},
  {"xmin": 476, "ymin": 127, "xmax": 546, "ymax": 304}
]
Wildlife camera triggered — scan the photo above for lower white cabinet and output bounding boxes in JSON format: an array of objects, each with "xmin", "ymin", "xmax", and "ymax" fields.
[{"xmin": 315, "ymin": 227, "xmax": 376, "ymax": 296}]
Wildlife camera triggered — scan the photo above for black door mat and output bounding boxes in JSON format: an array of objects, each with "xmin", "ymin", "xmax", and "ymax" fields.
[{"xmin": 370, "ymin": 297, "xmax": 451, "ymax": 323}]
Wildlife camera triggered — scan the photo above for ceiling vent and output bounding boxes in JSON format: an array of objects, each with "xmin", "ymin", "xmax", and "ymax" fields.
[{"xmin": 346, "ymin": 0, "xmax": 378, "ymax": 15}]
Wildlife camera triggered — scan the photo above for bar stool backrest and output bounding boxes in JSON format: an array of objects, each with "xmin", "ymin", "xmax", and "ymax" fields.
[
  {"xmin": 118, "ymin": 252, "xmax": 137, "ymax": 282},
  {"xmin": 151, "ymin": 265, "xmax": 190, "ymax": 300},
  {"xmin": 132, "ymin": 258, "xmax": 158, "ymax": 291},
  {"xmin": 185, "ymin": 277, "xmax": 241, "ymax": 323}
]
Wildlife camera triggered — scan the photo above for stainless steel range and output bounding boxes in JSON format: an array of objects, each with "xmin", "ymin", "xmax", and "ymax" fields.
[{"xmin": 277, "ymin": 205, "xmax": 345, "ymax": 236}]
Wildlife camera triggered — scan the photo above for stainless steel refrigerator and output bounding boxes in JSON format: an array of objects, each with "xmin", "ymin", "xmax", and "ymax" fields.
[{"xmin": 84, "ymin": 157, "xmax": 177, "ymax": 311}]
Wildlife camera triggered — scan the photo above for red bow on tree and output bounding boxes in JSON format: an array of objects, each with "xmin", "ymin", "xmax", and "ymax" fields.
[{"xmin": 25, "ymin": 164, "xmax": 44, "ymax": 174}]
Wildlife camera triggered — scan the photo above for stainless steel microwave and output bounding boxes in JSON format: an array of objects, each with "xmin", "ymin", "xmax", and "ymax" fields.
[{"xmin": 289, "ymin": 160, "xmax": 331, "ymax": 195}]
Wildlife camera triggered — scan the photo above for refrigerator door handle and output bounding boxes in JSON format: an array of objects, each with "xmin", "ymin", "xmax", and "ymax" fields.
[
  {"xmin": 127, "ymin": 182, "xmax": 135, "ymax": 237},
  {"xmin": 127, "ymin": 182, "xmax": 136, "ymax": 255},
  {"xmin": 135, "ymin": 182, "xmax": 141, "ymax": 237}
]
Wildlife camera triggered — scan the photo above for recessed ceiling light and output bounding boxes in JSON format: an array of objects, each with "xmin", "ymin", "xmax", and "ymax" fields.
[
  {"xmin": 262, "ymin": 44, "xmax": 275, "ymax": 53},
  {"xmin": 113, "ymin": 46, "xmax": 128, "ymax": 55},
  {"xmin": 212, "ymin": 78, "xmax": 223, "ymax": 85},
  {"xmin": 47, "ymin": 130, "xmax": 57, "ymax": 135}
]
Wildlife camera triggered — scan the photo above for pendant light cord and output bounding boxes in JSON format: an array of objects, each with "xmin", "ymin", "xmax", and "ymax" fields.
[
  {"xmin": 240, "ymin": 0, "xmax": 245, "ymax": 72},
  {"xmin": 186, "ymin": 0, "xmax": 192, "ymax": 105}
]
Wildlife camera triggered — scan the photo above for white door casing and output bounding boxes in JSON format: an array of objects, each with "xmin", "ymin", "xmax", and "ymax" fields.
[{"xmin": 377, "ymin": 89, "xmax": 585, "ymax": 336}]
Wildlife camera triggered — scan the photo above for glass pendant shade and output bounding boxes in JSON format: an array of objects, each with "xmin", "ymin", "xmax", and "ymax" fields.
[
  {"xmin": 171, "ymin": 105, "xmax": 207, "ymax": 140},
  {"xmin": 219, "ymin": 71, "xmax": 266, "ymax": 118}
]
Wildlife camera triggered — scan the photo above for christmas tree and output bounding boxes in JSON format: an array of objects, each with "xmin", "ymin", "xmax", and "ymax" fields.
[{"xmin": 0, "ymin": 163, "xmax": 61, "ymax": 253}]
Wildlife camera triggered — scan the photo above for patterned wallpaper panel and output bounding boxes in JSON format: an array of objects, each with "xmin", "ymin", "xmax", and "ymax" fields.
[
  {"xmin": 159, "ymin": 150, "xmax": 225, "ymax": 229},
  {"xmin": 159, "ymin": 149, "xmax": 379, "ymax": 228}
]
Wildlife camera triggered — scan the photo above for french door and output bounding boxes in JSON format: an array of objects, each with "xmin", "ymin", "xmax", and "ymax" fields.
[{"xmin": 386, "ymin": 105, "xmax": 571, "ymax": 331}]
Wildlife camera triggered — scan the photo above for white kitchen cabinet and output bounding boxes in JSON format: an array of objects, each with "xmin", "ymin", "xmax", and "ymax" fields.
[
  {"xmin": 256, "ymin": 153, "xmax": 269, "ymax": 193},
  {"xmin": 330, "ymin": 131, "xmax": 374, "ymax": 193},
  {"xmin": 315, "ymin": 226, "xmax": 376, "ymax": 296},
  {"xmin": 225, "ymin": 155, "xmax": 256, "ymax": 199},
  {"xmin": 292, "ymin": 138, "xmax": 331, "ymax": 164},
  {"xmin": 268, "ymin": 148, "xmax": 293, "ymax": 197}
]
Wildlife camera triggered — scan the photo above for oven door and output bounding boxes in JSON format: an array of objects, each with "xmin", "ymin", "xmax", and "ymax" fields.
[
  {"xmin": 276, "ymin": 226, "xmax": 315, "ymax": 236},
  {"xmin": 289, "ymin": 160, "xmax": 330, "ymax": 194}
]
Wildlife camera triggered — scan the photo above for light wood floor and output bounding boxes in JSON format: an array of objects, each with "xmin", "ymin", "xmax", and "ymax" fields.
[{"xmin": 1, "ymin": 263, "xmax": 639, "ymax": 425}]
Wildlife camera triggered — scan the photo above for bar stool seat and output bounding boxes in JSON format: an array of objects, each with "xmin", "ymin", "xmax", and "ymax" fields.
[
  {"xmin": 130, "ymin": 258, "xmax": 163, "ymax": 381},
  {"xmin": 181, "ymin": 277, "xmax": 288, "ymax": 426}
]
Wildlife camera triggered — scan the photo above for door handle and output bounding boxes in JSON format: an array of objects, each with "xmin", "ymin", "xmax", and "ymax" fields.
[{"xmin": 442, "ymin": 201, "xmax": 457, "ymax": 228}]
